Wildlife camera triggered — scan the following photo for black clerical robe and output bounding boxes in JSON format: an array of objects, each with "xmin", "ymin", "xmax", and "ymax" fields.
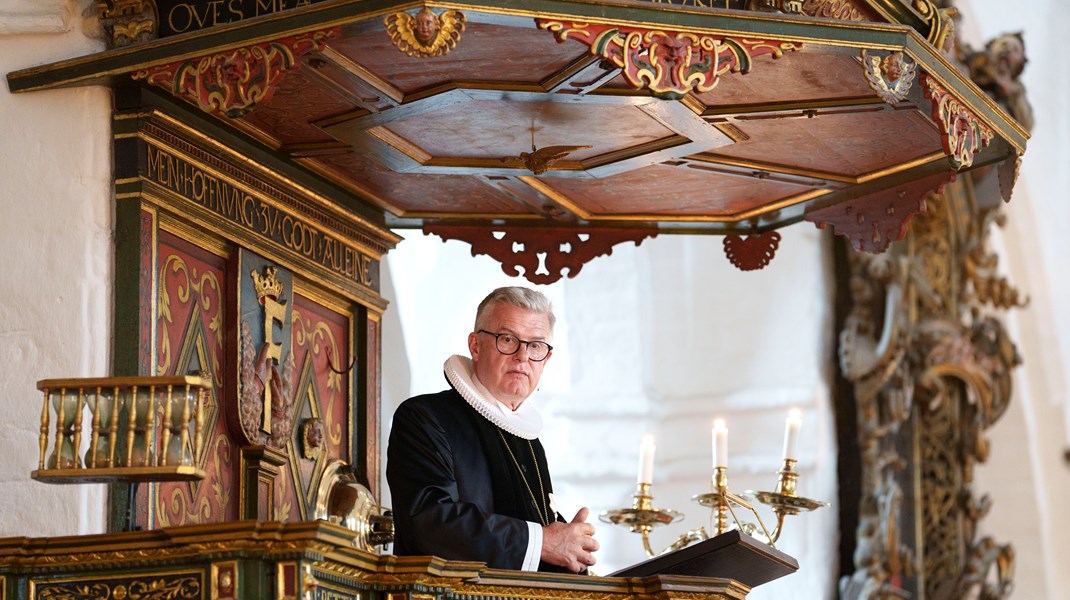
[{"xmin": 387, "ymin": 387, "xmax": 566, "ymax": 571}]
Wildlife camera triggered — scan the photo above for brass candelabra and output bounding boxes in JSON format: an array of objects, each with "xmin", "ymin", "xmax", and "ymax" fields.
[{"xmin": 601, "ymin": 459, "xmax": 827, "ymax": 556}]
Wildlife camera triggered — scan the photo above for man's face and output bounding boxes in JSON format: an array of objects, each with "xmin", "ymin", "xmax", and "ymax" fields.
[{"xmin": 468, "ymin": 302, "xmax": 552, "ymax": 409}]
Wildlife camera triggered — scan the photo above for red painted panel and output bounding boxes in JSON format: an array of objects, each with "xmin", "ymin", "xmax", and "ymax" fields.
[{"xmin": 149, "ymin": 231, "xmax": 239, "ymax": 527}]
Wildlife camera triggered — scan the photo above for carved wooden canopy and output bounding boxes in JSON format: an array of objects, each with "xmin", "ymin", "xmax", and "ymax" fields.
[{"xmin": 6, "ymin": 0, "xmax": 1029, "ymax": 281}]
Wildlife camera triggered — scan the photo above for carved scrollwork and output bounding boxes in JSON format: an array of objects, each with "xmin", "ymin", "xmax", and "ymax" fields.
[
  {"xmin": 922, "ymin": 74, "xmax": 995, "ymax": 170},
  {"xmin": 800, "ymin": 0, "xmax": 869, "ymax": 21},
  {"xmin": 36, "ymin": 575, "xmax": 201, "ymax": 600},
  {"xmin": 424, "ymin": 224, "xmax": 656, "ymax": 285},
  {"xmin": 537, "ymin": 19, "xmax": 800, "ymax": 100},
  {"xmin": 133, "ymin": 29, "xmax": 339, "ymax": 118}
]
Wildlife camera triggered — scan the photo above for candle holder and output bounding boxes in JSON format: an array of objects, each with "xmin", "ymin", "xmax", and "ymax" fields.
[
  {"xmin": 746, "ymin": 458, "xmax": 829, "ymax": 543},
  {"xmin": 599, "ymin": 483, "xmax": 687, "ymax": 557},
  {"xmin": 604, "ymin": 462, "xmax": 827, "ymax": 555}
]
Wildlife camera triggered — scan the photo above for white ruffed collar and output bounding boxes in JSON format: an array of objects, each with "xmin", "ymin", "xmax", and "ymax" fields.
[{"xmin": 444, "ymin": 354, "xmax": 542, "ymax": 440}]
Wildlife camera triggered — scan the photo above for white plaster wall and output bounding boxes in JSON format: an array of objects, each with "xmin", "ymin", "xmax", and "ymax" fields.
[
  {"xmin": 382, "ymin": 225, "xmax": 839, "ymax": 599},
  {"xmin": 960, "ymin": 2, "xmax": 1070, "ymax": 599},
  {"xmin": 0, "ymin": 0, "xmax": 111, "ymax": 537}
]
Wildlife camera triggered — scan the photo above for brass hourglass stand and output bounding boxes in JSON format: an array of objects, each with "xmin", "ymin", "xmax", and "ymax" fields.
[{"xmin": 599, "ymin": 483, "xmax": 685, "ymax": 557}]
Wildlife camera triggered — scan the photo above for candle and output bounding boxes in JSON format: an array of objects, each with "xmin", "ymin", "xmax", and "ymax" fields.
[
  {"xmin": 637, "ymin": 434, "xmax": 656, "ymax": 484},
  {"xmin": 712, "ymin": 419, "xmax": 727, "ymax": 469},
  {"xmin": 782, "ymin": 408, "xmax": 802, "ymax": 460}
]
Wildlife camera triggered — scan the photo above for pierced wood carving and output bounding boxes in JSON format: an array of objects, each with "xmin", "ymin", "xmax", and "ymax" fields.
[
  {"xmin": 385, "ymin": 8, "xmax": 466, "ymax": 58},
  {"xmin": 133, "ymin": 29, "xmax": 339, "ymax": 118},
  {"xmin": 537, "ymin": 20, "xmax": 800, "ymax": 100},
  {"xmin": 723, "ymin": 231, "xmax": 782, "ymax": 271},
  {"xmin": 807, "ymin": 171, "xmax": 955, "ymax": 254},
  {"xmin": 922, "ymin": 74, "xmax": 995, "ymax": 170},
  {"xmin": 424, "ymin": 225, "xmax": 656, "ymax": 285}
]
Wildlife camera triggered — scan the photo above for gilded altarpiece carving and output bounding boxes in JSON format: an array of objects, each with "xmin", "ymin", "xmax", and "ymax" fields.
[{"xmin": 838, "ymin": 151, "xmax": 1022, "ymax": 600}]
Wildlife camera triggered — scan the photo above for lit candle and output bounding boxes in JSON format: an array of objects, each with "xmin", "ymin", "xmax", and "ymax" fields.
[
  {"xmin": 637, "ymin": 434, "xmax": 656, "ymax": 485},
  {"xmin": 712, "ymin": 419, "xmax": 727, "ymax": 469},
  {"xmin": 782, "ymin": 408, "xmax": 802, "ymax": 461}
]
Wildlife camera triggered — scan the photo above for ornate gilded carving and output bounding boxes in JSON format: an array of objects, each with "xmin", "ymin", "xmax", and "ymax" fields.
[
  {"xmin": 133, "ymin": 29, "xmax": 339, "ymax": 118},
  {"xmin": 861, "ymin": 50, "xmax": 916, "ymax": 104},
  {"xmin": 722, "ymin": 231, "xmax": 781, "ymax": 271},
  {"xmin": 838, "ymin": 123, "xmax": 1021, "ymax": 599},
  {"xmin": 36, "ymin": 575, "xmax": 201, "ymax": 600},
  {"xmin": 424, "ymin": 225, "xmax": 656, "ymax": 285},
  {"xmin": 913, "ymin": 0, "xmax": 959, "ymax": 54},
  {"xmin": 745, "ymin": 0, "xmax": 803, "ymax": 12},
  {"xmin": 808, "ymin": 170, "xmax": 955, "ymax": 254},
  {"xmin": 385, "ymin": 8, "xmax": 466, "ymax": 58},
  {"xmin": 537, "ymin": 20, "xmax": 801, "ymax": 100},
  {"xmin": 98, "ymin": 0, "xmax": 158, "ymax": 47},
  {"xmin": 922, "ymin": 74, "xmax": 995, "ymax": 170},
  {"xmin": 800, "ymin": 0, "xmax": 868, "ymax": 21}
]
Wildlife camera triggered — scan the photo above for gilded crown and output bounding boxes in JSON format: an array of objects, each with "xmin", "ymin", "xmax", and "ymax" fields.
[{"xmin": 251, "ymin": 266, "xmax": 284, "ymax": 301}]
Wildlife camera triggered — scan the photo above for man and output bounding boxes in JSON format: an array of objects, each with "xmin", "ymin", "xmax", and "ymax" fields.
[{"xmin": 387, "ymin": 287, "xmax": 599, "ymax": 573}]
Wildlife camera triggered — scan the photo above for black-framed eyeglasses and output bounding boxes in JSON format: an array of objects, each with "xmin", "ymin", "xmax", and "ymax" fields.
[{"xmin": 477, "ymin": 330, "xmax": 553, "ymax": 361}]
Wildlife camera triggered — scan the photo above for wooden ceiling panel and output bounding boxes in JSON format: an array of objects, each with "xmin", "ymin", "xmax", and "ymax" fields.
[
  {"xmin": 329, "ymin": 23, "xmax": 586, "ymax": 95},
  {"xmin": 315, "ymin": 152, "xmax": 530, "ymax": 215},
  {"xmin": 239, "ymin": 69, "xmax": 359, "ymax": 146},
  {"xmin": 694, "ymin": 51, "xmax": 879, "ymax": 109},
  {"xmin": 384, "ymin": 99, "xmax": 676, "ymax": 161},
  {"xmin": 537, "ymin": 164, "xmax": 807, "ymax": 217},
  {"xmin": 708, "ymin": 109, "xmax": 943, "ymax": 177}
]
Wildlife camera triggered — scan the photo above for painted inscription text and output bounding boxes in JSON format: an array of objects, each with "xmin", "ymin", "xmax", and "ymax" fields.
[
  {"xmin": 158, "ymin": 0, "xmax": 326, "ymax": 36},
  {"xmin": 145, "ymin": 144, "xmax": 375, "ymax": 288}
]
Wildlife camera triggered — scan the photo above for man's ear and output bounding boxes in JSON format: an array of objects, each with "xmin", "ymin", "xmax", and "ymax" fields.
[{"xmin": 467, "ymin": 331, "xmax": 480, "ymax": 358}]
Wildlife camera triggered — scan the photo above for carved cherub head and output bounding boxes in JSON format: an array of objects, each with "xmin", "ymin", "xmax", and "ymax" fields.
[
  {"xmin": 414, "ymin": 7, "xmax": 438, "ymax": 45},
  {"xmin": 302, "ymin": 418, "xmax": 325, "ymax": 460},
  {"xmin": 880, "ymin": 51, "xmax": 905, "ymax": 83}
]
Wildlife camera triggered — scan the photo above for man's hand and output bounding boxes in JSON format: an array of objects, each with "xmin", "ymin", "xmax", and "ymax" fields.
[{"xmin": 541, "ymin": 507, "xmax": 599, "ymax": 573}]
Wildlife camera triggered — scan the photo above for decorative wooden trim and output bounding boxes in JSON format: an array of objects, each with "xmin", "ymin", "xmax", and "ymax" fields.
[
  {"xmin": 134, "ymin": 29, "xmax": 339, "ymax": 118},
  {"xmin": 424, "ymin": 225, "xmax": 656, "ymax": 285},
  {"xmin": 922, "ymin": 74, "xmax": 995, "ymax": 170},
  {"xmin": 722, "ymin": 231, "xmax": 782, "ymax": 271},
  {"xmin": 537, "ymin": 20, "xmax": 800, "ymax": 100},
  {"xmin": 806, "ymin": 170, "xmax": 955, "ymax": 253}
]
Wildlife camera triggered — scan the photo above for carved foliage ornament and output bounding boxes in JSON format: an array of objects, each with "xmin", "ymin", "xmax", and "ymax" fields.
[
  {"xmin": 133, "ymin": 29, "xmax": 339, "ymax": 118},
  {"xmin": 385, "ymin": 8, "xmax": 466, "ymax": 58},
  {"xmin": 862, "ymin": 50, "xmax": 916, "ymax": 104},
  {"xmin": 424, "ymin": 225, "xmax": 656, "ymax": 285},
  {"xmin": 99, "ymin": 0, "xmax": 157, "ymax": 47},
  {"xmin": 36, "ymin": 575, "xmax": 201, "ymax": 600},
  {"xmin": 537, "ymin": 20, "xmax": 801, "ymax": 100},
  {"xmin": 922, "ymin": 74, "xmax": 995, "ymax": 170}
]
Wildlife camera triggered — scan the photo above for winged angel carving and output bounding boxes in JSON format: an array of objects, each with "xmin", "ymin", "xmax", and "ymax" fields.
[
  {"xmin": 498, "ymin": 128, "xmax": 590, "ymax": 175},
  {"xmin": 385, "ymin": 8, "xmax": 466, "ymax": 58},
  {"xmin": 862, "ymin": 50, "xmax": 916, "ymax": 104}
]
